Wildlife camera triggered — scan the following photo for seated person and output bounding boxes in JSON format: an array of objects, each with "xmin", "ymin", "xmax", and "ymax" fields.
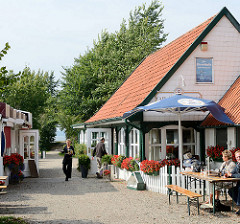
[
  {"xmin": 226, "ymin": 150, "xmax": 240, "ymax": 215},
  {"xmin": 206, "ymin": 150, "xmax": 236, "ymax": 205},
  {"xmin": 183, "ymin": 152, "xmax": 201, "ymax": 172}
]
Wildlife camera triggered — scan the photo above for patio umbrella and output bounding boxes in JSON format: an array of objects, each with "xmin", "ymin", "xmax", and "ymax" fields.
[{"xmin": 123, "ymin": 94, "xmax": 234, "ymax": 169}]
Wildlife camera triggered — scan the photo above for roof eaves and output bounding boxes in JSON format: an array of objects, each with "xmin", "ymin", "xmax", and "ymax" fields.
[
  {"xmin": 84, "ymin": 117, "xmax": 123, "ymax": 127},
  {"xmin": 139, "ymin": 7, "xmax": 235, "ymax": 106},
  {"xmin": 72, "ymin": 123, "xmax": 86, "ymax": 129},
  {"xmin": 200, "ymin": 75, "xmax": 240, "ymax": 127}
]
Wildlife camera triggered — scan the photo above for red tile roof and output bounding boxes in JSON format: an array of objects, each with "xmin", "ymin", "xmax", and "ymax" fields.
[
  {"xmin": 201, "ymin": 76, "xmax": 240, "ymax": 126},
  {"xmin": 86, "ymin": 16, "xmax": 215, "ymax": 124}
]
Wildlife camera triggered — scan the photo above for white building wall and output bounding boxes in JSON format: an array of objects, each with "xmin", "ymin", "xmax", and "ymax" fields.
[
  {"xmin": 145, "ymin": 16, "xmax": 240, "ymax": 122},
  {"xmin": 162, "ymin": 16, "xmax": 240, "ymax": 101}
]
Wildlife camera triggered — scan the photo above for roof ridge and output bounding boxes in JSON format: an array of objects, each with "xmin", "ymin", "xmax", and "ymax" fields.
[{"xmin": 160, "ymin": 15, "xmax": 216, "ymax": 51}]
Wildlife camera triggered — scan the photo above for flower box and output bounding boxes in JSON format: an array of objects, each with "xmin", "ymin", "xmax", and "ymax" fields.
[{"xmin": 140, "ymin": 160, "xmax": 161, "ymax": 176}]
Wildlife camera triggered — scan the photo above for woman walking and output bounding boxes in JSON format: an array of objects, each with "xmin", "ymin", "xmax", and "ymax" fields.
[{"xmin": 62, "ymin": 139, "xmax": 75, "ymax": 181}]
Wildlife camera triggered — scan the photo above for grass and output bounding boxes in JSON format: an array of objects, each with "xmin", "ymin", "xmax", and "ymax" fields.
[{"xmin": 0, "ymin": 216, "xmax": 29, "ymax": 224}]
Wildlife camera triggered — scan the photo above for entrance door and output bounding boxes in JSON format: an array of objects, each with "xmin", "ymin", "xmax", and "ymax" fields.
[
  {"xmin": 86, "ymin": 128, "xmax": 112, "ymax": 175},
  {"xmin": 19, "ymin": 130, "xmax": 39, "ymax": 177}
]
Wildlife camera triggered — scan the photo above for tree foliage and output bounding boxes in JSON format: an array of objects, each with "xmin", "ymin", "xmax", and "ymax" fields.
[
  {"xmin": 0, "ymin": 43, "xmax": 20, "ymax": 93},
  {"xmin": 1, "ymin": 67, "xmax": 59, "ymax": 150},
  {"xmin": 60, "ymin": 0, "xmax": 167, "ymax": 122},
  {"xmin": 1, "ymin": 68, "xmax": 57, "ymax": 129}
]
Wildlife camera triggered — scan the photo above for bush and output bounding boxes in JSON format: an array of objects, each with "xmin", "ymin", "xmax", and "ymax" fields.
[
  {"xmin": 78, "ymin": 154, "xmax": 91, "ymax": 170},
  {"xmin": 101, "ymin": 154, "xmax": 113, "ymax": 164},
  {"xmin": 74, "ymin": 143, "xmax": 87, "ymax": 156}
]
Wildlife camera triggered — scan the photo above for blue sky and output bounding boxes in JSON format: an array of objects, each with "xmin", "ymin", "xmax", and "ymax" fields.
[{"xmin": 0, "ymin": 0, "xmax": 239, "ymax": 82}]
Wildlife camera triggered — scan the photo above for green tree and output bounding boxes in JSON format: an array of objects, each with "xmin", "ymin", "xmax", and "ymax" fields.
[
  {"xmin": 60, "ymin": 0, "xmax": 167, "ymax": 122},
  {"xmin": 1, "ymin": 68, "xmax": 56, "ymax": 129},
  {"xmin": 0, "ymin": 43, "xmax": 20, "ymax": 93},
  {"xmin": 1, "ymin": 67, "xmax": 59, "ymax": 150},
  {"xmin": 57, "ymin": 112, "xmax": 79, "ymax": 140}
]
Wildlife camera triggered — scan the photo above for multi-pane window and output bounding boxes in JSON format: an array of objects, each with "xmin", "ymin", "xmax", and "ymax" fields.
[
  {"xmin": 149, "ymin": 129, "xmax": 161, "ymax": 161},
  {"xmin": 90, "ymin": 131, "xmax": 109, "ymax": 153},
  {"xmin": 23, "ymin": 135, "xmax": 35, "ymax": 159},
  {"xmin": 118, "ymin": 128, "xmax": 125, "ymax": 155},
  {"xmin": 129, "ymin": 128, "xmax": 139, "ymax": 158},
  {"xmin": 149, "ymin": 127, "xmax": 196, "ymax": 161}
]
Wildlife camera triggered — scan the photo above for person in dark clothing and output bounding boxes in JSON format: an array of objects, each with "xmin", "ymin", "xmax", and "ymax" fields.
[
  {"xmin": 62, "ymin": 139, "xmax": 75, "ymax": 181},
  {"xmin": 92, "ymin": 137, "xmax": 107, "ymax": 178},
  {"xmin": 226, "ymin": 150, "xmax": 240, "ymax": 215}
]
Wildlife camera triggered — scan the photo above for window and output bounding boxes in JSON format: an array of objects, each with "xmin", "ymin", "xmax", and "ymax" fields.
[
  {"xmin": 196, "ymin": 58, "xmax": 213, "ymax": 83},
  {"xmin": 149, "ymin": 129, "xmax": 161, "ymax": 161},
  {"xmin": 166, "ymin": 128, "xmax": 196, "ymax": 158},
  {"xmin": 118, "ymin": 128, "xmax": 125, "ymax": 155},
  {"xmin": 91, "ymin": 132, "xmax": 98, "ymax": 148},
  {"xmin": 129, "ymin": 129, "xmax": 139, "ymax": 158},
  {"xmin": 216, "ymin": 128, "xmax": 227, "ymax": 149},
  {"xmin": 23, "ymin": 135, "xmax": 35, "ymax": 159}
]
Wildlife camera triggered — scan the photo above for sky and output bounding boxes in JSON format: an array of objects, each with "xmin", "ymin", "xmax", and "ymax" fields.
[{"xmin": 0, "ymin": 0, "xmax": 240, "ymax": 82}]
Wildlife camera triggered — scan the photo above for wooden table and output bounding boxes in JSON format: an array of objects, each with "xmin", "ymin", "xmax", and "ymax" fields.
[{"xmin": 180, "ymin": 171, "xmax": 240, "ymax": 214}]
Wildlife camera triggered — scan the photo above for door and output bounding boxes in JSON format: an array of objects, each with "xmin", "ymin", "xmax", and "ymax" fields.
[
  {"xmin": 86, "ymin": 128, "xmax": 112, "ymax": 175},
  {"xmin": 19, "ymin": 130, "xmax": 39, "ymax": 177}
]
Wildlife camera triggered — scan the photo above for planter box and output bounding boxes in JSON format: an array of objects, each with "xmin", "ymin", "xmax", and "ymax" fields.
[{"xmin": 210, "ymin": 161, "xmax": 222, "ymax": 170}]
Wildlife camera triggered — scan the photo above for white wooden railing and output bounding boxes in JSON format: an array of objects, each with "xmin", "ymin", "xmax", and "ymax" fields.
[{"xmin": 113, "ymin": 165, "xmax": 209, "ymax": 195}]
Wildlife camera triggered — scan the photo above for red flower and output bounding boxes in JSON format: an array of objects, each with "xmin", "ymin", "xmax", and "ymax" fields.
[
  {"xmin": 3, "ymin": 153, "xmax": 24, "ymax": 167},
  {"xmin": 206, "ymin": 145, "xmax": 225, "ymax": 161},
  {"xmin": 121, "ymin": 157, "xmax": 139, "ymax": 171},
  {"xmin": 140, "ymin": 160, "xmax": 162, "ymax": 174},
  {"xmin": 104, "ymin": 170, "xmax": 111, "ymax": 176},
  {"xmin": 0, "ymin": 181, "xmax": 5, "ymax": 185}
]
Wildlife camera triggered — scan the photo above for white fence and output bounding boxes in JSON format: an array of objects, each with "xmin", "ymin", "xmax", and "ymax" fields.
[{"xmin": 113, "ymin": 165, "xmax": 209, "ymax": 195}]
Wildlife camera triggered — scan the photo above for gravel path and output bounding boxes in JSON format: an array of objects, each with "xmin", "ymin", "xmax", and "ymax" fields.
[{"xmin": 0, "ymin": 151, "xmax": 240, "ymax": 224}]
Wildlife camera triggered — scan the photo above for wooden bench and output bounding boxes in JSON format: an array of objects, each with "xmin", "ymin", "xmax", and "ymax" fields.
[
  {"xmin": 0, "ymin": 176, "xmax": 8, "ymax": 194},
  {"xmin": 166, "ymin": 185, "xmax": 202, "ymax": 215},
  {"xmin": 0, "ymin": 176, "xmax": 8, "ymax": 180}
]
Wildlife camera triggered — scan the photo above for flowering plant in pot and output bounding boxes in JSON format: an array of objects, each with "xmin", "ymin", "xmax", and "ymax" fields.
[
  {"xmin": 206, "ymin": 145, "xmax": 225, "ymax": 162},
  {"xmin": 78, "ymin": 154, "xmax": 91, "ymax": 178},
  {"xmin": 140, "ymin": 160, "xmax": 161, "ymax": 175},
  {"xmin": 159, "ymin": 159, "xmax": 180, "ymax": 167},
  {"xmin": 3, "ymin": 153, "xmax": 25, "ymax": 184},
  {"xmin": 0, "ymin": 181, "xmax": 5, "ymax": 185},
  {"xmin": 121, "ymin": 157, "xmax": 139, "ymax": 172},
  {"xmin": 111, "ymin": 155, "xmax": 126, "ymax": 168},
  {"xmin": 103, "ymin": 170, "xmax": 111, "ymax": 176}
]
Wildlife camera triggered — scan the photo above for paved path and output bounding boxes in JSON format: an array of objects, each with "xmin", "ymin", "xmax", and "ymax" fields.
[{"xmin": 0, "ymin": 151, "xmax": 239, "ymax": 223}]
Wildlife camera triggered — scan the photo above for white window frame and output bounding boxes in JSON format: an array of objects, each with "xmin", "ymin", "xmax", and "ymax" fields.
[
  {"xmin": 118, "ymin": 128, "xmax": 125, "ymax": 155},
  {"xmin": 148, "ymin": 126, "xmax": 197, "ymax": 161},
  {"xmin": 129, "ymin": 128, "xmax": 139, "ymax": 158}
]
